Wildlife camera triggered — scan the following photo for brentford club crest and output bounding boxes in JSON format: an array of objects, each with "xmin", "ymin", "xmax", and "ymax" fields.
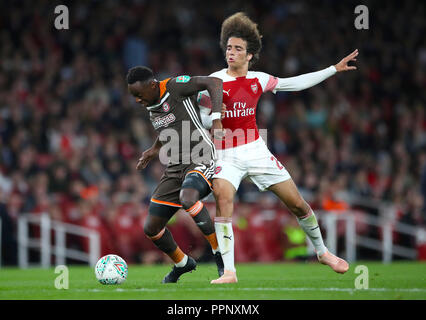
[
  {"xmin": 251, "ymin": 83, "xmax": 258, "ymax": 94},
  {"xmin": 162, "ymin": 102, "xmax": 170, "ymax": 112}
]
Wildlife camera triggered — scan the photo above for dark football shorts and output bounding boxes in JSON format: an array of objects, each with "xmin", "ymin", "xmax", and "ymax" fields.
[{"xmin": 149, "ymin": 161, "xmax": 215, "ymax": 219}]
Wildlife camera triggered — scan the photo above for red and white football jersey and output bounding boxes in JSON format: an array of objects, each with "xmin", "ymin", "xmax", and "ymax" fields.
[
  {"xmin": 197, "ymin": 66, "xmax": 336, "ymax": 190},
  {"xmin": 198, "ymin": 69, "xmax": 278, "ymax": 150},
  {"xmin": 198, "ymin": 66, "xmax": 336, "ymax": 150}
]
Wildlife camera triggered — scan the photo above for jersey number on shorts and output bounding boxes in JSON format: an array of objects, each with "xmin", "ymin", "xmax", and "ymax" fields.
[
  {"xmin": 194, "ymin": 162, "xmax": 214, "ymax": 180},
  {"xmin": 194, "ymin": 163, "xmax": 207, "ymax": 172}
]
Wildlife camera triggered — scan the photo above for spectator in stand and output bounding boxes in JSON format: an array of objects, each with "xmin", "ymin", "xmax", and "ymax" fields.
[{"xmin": 0, "ymin": 190, "xmax": 17, "ymax": 265}]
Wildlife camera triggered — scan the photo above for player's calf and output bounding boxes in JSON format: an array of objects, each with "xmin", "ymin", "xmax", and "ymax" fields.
[
  {"xmin": 144, "ymin": 213, "xmax": 192, "ymax": 274},
  {"xmin": 180, "ymin": 188, "xmax": 223, "ymax": 276},
  {"xmin": 212, "ymin": 183, "xmax": 234, "ymax": 218},
  {"xmin": 183, "ymin": 199, "xmax": 223, "ymax": 274},
  {"xmin": 179, "ymin": 188, "xmax": 216, "ymax": 241}
]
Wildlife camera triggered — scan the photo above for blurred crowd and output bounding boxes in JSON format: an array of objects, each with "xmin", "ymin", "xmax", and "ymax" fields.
[{"xmin": 0, "ymin": 0, "xmax": 425, "ymax": 265}]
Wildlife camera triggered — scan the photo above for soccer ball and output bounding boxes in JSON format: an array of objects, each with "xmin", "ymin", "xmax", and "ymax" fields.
[{"xmin": 95, "ymin": 254, "xmax": 128, "ymax": 285}]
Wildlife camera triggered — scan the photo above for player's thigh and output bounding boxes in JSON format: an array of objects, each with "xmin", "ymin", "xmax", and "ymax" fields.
[
  {"xmin": 151, "ymin": 173, "xmax": 182, "ymax": 207},
  {"xmin": 268, "ymin": 179, "xmax": 310, "ymax": 215},
  {"xmin": 212, "ymin": 178, "xmax": 237, "ymax": 202},
  {"xmin": 148, "ymin": 175, "xmax": 182, "ymax": 235},
  {"xmin": 246, "ymin": 152, "xmax": 291, "ymax": 192},
  {"xmin": 212, "ymin": 159, "xmax": 245, "ymax": 195}
]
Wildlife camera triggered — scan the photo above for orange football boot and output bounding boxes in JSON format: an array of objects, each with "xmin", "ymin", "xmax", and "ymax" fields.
[
  {"xmin": 210, "ymin": 270, "xmax": 238, "ymax": 284},
  {"xmin": 318, "ymin": 251, "xmax": 349, "ymax": 274}
]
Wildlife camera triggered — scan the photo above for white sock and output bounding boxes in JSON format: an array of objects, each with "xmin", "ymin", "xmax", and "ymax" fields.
[
  {"xmin": 175, "ymin": 254, "xmax": 188, "ymax": 268},
  {"xmin": 214, "ymin": 218, "xmax": 236, "ymax": 273},
  {"xmin": 297, "ymin": 210, "xmax": 327, "ymax": 256}
]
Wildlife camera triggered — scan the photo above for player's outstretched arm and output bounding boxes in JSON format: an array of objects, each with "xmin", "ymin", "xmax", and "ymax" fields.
[{"xmin": 272, "ymin": 49, "xmax": 359, "ymax": 92}]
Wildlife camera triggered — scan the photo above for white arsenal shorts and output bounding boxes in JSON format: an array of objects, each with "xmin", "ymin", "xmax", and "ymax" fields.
[{"xmin": 213, "ymin": 137, "xmax": 291, "ymax": 191}]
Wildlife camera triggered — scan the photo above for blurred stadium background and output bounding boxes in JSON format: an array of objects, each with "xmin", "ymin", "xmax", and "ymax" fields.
[{"xmin": 0, "ymin": 0, "xmax": 425, "ymax": 269}]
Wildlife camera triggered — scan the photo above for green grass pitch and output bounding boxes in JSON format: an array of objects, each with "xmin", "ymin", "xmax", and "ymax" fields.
[{"xmin": 0, "ymin": 261, "xmax": 425, "ymax": 300}]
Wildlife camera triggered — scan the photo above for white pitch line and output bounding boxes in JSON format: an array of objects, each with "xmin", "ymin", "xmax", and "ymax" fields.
[{"xmin": 81, "ymin": 287, "xmax": 426, "ymax": 293}]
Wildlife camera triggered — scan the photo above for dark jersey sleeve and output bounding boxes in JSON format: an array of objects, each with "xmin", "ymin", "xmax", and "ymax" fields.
[
  {"xmin": 167, "ymin": 75, "xmax": 223, "ymax": 114},
  {"xmin": 166, "ymin": 75, "xmax": 197, "ymax": 101}
]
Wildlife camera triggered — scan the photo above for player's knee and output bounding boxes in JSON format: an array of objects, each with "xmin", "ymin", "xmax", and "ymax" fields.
[
  {"xmin": 212, "ymin": 185, "xmax": 223, "ymax": 199},
  {"xmin": 143, "ymin": 219, "xmax": 161, "ymax": 238},
  {"xmin": 143, "ymin": 221, "xmax": 154, "ymax": 238},
  {"xmin": 180, "ymin": 197, "xmax": 198, "ymax": 210},
  {"xmin": 179, "ymin": 189, "xmax": 199, "ymax": 210}
]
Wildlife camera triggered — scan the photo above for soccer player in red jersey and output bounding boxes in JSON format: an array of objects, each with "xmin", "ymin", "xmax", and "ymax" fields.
[{"xmin": 199, "ymin": 12, "xmax": 358, "ymax": 283}]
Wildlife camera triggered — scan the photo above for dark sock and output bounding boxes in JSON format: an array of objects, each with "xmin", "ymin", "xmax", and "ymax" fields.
[
  {"xmin": 191, "ymin": 205, "xmax": 215, "ymax": 235},
  {"xmin": 149, "ymin": 227, "xmax": 178, "ymax": 255}
]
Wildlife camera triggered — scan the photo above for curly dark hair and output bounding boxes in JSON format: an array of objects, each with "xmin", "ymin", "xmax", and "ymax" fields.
[{"xmin": 220, "ymin": 12, "xmax": 263, "ymax": 67}]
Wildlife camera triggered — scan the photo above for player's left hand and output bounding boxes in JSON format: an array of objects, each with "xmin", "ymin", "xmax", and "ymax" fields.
[{"xmin": 334, "ymin": 49, "xmax": 358, "ymax": 72}]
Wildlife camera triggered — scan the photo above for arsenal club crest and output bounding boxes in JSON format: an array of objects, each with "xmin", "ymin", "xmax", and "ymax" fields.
[{"xmin": 251, "ymin": 83, "xmax": 258, "ymax": 94}]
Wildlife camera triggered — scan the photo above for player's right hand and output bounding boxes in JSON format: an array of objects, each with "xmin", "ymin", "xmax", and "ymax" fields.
[
  {"xmin": 221, "ymin": 103, "xmax": 226, "ymax": 119},
  {"xmin": 136, "ymin": 148, "xmax": 158, "ymax": 170}
]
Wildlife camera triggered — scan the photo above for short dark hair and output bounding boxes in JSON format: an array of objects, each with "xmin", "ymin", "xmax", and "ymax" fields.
[
  {"xmin": 220, "ymin": 12, "xmax": 262, "ymax": 67},
  {"xmin": 126, "ymin": 66, "xmax": 154, "ymax": 84}
]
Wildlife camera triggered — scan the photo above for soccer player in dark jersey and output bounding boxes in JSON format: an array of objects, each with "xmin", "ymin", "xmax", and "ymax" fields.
[{"xmin": 127, "ymin": 66, "xmax": 225, "ymax": 283}]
